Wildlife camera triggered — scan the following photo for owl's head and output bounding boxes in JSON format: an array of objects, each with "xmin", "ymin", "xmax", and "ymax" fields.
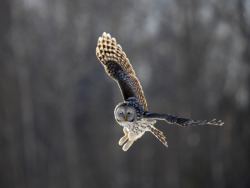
[{"xmin": 114, "ymin": 103, "xmax": 137, "ymax": 122}]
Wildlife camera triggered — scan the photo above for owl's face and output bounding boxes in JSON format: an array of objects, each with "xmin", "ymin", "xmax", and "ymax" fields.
[{"xmin": 115, "ymin": 104, "xmax": 137, "ymax": 122}]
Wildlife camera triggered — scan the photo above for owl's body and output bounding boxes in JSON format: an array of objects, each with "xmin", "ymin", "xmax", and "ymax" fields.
[
  {"xmin": 96, "ymin": 32, "xmax": 224, "ymax": 151},
  {"xmin": 114, "ymin": 97, "xmax": 158, "ymax": 150},
  {"xmin": 118, "ymin": 119, "xmax": 154, "ymax": 150},
  {"xmin": 118, "ymin": 117, "xmax": 155, "ymax": 134}
]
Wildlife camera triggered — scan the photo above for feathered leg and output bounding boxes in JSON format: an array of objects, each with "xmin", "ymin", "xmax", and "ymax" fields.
[
  {"xmin": 121, "ymin": 129, "xmax": 145, "ymax": 151},
  {"xmin": 122, "ymin": 132, "xmax": 137, "ymax": 151},
  {"xmin": 119, "ymin": 127, "xmax": 129, "ymax": 146}
]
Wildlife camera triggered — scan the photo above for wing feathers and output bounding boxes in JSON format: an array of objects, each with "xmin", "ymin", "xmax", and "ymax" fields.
[
  {"xmin": 96, "ymin": 32, "xmax": 148, "ymax": 110},
  {"xmin": 144, "ymin": 112, "xmax": 224, "ymax": 126}
]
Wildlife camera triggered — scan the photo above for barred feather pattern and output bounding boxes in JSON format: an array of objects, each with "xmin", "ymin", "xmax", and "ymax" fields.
[
  {"xmin": 96, "ymin": 32, "xmax": 148, "ymax": 110},
  {"xmin": 150, "ymin": 126, "xmax": 168, "ymax": 147},
  {"xmin": 165, "ymin": 114, "xmax": 224, "ymax": 126},
  {"xmin": 174, "ymin": 118, "xmax": 224, "ymax": 126},
  {"xmin": 144, "ymin": 112, "xmax": 224, "ymax": 126}
]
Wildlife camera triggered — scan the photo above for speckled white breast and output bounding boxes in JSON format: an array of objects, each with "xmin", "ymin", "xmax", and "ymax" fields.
[{"xmin": 118, "ymin": 118, "xmax": 156, "ymax": 134}]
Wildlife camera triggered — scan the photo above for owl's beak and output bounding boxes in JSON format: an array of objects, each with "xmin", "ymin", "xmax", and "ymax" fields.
[{"xmin": 124, "ymin": 116, "xmax": 127, "ymax": 121}]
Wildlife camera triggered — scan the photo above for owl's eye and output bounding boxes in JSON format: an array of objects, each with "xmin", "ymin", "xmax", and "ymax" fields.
[{"xmin": 127, "ymin": 112, "xmax": 131, "ymax": 115}]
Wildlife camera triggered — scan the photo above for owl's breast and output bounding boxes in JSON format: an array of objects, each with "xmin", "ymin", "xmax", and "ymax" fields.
[{"xmin": 117, "ymin": 119, "xmax": 156, "ymax": 134}]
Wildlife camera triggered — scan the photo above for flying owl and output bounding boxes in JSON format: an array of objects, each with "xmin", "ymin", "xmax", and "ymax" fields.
[{"xmin": 96, "ymin": 32, "xmax": 224, "ymax": 151}]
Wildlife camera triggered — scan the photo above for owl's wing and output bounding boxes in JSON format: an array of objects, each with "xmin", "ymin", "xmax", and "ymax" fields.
[
  {"xmin": 96, "ymin": 32, "xmax": 148, "ymax": 110},
  {"xmin": 144, "ymin": 112, "xmax": 224, "ymax": 126}
]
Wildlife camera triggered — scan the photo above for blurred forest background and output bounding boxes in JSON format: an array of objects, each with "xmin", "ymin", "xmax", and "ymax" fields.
[{"xmin": 1, "ymin": 0, "xmax": 250, "ymax": 188}]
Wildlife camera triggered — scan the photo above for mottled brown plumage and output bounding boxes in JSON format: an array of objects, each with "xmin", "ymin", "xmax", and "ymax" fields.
[
  {"xmin": 96, "ymin": 32, "xmax": 148, "ymax": 110},
  {"xmin": 96, "ymin": 32, "xmax": 223, "ymax": 151},
  {"xmin": 150, "ymin": 126, "xmax": 168, "ymax": 147}
]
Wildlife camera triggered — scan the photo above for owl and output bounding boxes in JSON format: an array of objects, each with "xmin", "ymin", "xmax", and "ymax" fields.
[{"xmin": 96, "ymin": 32, "xmax": 224, "ymax": 151}]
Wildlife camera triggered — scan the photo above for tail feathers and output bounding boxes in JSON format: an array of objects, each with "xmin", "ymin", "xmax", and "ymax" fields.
[{"xmin": 150, "ymin": 126, "xmax": 168, "ymax": 148}]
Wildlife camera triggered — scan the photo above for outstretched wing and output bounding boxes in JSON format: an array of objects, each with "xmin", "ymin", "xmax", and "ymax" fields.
[
  {"xmin": 144, "ymin": 112, "xmax": 224, "ymax": 126},
  {"xmin": 96, "ymin": 32, "xmax": 148, "ymax": 110}
]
